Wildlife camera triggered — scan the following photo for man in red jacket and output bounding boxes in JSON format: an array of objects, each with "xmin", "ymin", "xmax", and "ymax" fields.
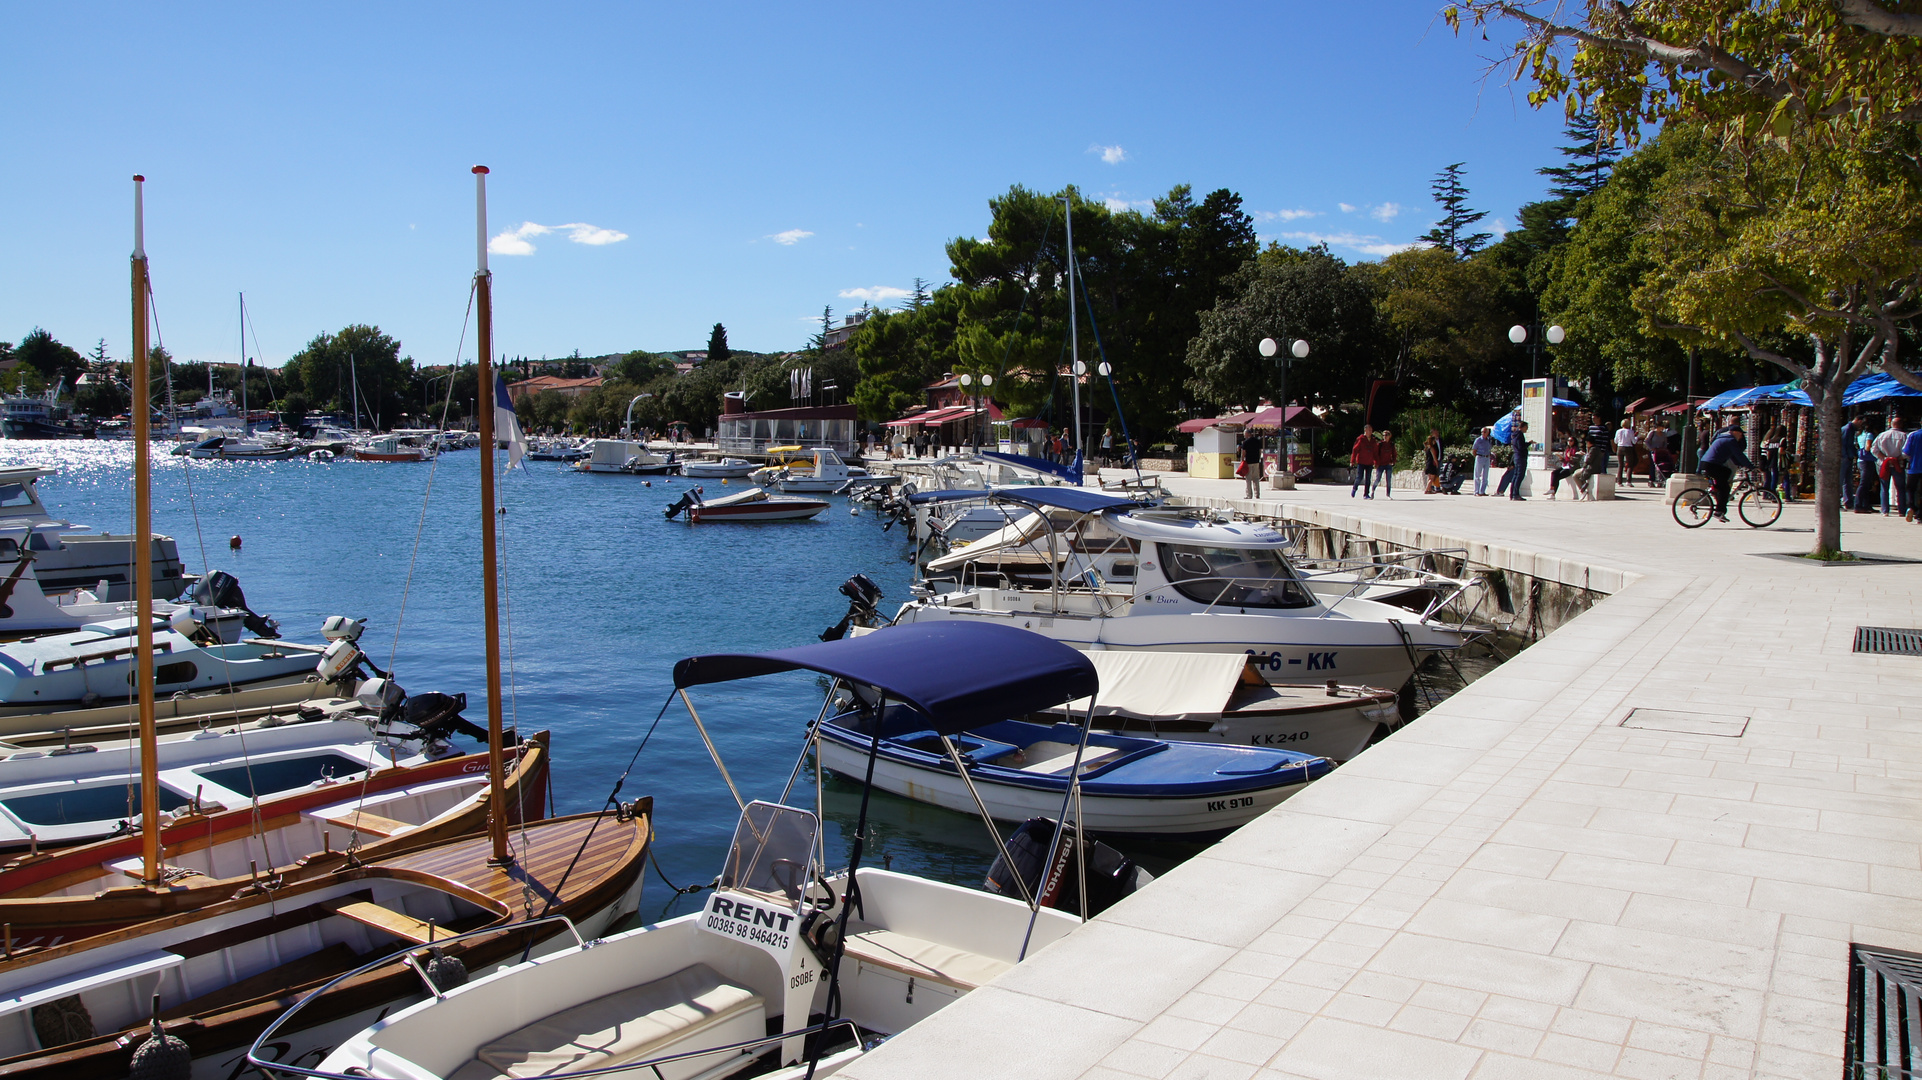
[{"xmin": 1349, "ymin": 426, "xmax": 1376, "ymax": 499}]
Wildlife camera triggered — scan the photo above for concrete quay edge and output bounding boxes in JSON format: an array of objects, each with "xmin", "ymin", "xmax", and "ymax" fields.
[{"xmin": 842, "ymin": 473, "xmax": 1922, "ymax": 1080}]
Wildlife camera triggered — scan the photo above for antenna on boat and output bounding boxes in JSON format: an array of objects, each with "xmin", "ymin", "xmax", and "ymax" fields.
[
  {"xmin": 473, "ymin": 165, "xmax": 512, "ymax": 867},
  {"xmin": 1064, "ymin": 192, "xmax": 1084, "ymax": 485},
  {"xmin": 131, "ymin": 174, "xmax": 163, "ymax": 887}
]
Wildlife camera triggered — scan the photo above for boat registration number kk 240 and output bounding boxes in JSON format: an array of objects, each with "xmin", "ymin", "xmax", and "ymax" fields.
[
  {"xmin": 1245, "ymin": 649, "xmax": 1339, "ymax": 672},
  {"xmin": 1206, "ymin": 796, "xmax": 1256, "ymax": 812}
]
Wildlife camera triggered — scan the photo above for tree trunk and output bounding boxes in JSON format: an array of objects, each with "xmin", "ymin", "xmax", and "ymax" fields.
[{"xmin": 1811, "ymin": 386, "xmax": 1846, "ymax": 556}]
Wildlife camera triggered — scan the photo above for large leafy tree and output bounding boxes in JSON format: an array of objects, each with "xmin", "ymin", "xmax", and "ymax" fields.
[
  {"xmin": 13, "ymin": 329, "xmax": 86, "ymax": 391},
  {"xmin": 1372, "ymin": 245, "xmax": 1529, "ymax": 409},
  {"xmin": 1449, "ymin": 0, "xmax": 1922, "ymax": 556},
  {"xmin": 1185, "ymin": 245, "xmax": 1382, "ymax": 412},
  {"xmin": 286, "ymin": 325, "xmax": 416, "ymax": 428}
]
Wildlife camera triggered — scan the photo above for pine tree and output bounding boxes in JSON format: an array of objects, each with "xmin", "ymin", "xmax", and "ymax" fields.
[
  {"xmin": 1539, "ymin": 110, "xmax": 1619, "ymax": 206},
  {"xmin": 1418, "ymin": 163, "xmax": 1493, "ymax": 258},
  {"xmin": 908, "ymin": 278, "xmax": 931, "ymax": 311},
  {"xmin": 706, "ymin": 323, "xmax": 731, "ymax": 363}
]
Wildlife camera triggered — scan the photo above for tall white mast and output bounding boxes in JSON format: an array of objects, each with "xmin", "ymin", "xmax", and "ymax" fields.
[
  {"xmin": 1064, "ymin": 194, "xmax": 1083, "ymax": 482},
  {"xmin": 238, "ymin": 293, "xmax": 249, "ymax": 434},
  {"xmin": 351, "ymin": 353, "xmax": 361, "ymax": 432}
]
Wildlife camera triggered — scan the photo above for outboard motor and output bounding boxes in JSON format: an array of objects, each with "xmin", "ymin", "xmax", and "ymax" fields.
[
  {"xmin": 984, "ymin": 817, "xmax": 1153, "ymax": 917},
  {"xmin": 663, "ymin": 486, "xmax": 705, "ymax": 520},
  {"xmin": 180, "ymin": 571, "xmax": 279, "ymax": 639},
  {"xmin": 819, "ymin": 573, "xmax": 884, "ymax": 640},
  {"xmin": 404, "ymin": 690, "xmax": 489, "ymax": 742}
]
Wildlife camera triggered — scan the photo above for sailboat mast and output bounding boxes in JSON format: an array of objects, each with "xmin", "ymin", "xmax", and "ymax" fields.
[
  {"xmin": 351, "ymin": 353, "xmax": 361, "ymax": 433},
  {"xmin": 130, "ymin": 175, "xmax": 162, "ymax": 887},
  {"xmin": 1064, "ymin": 194, "xmax": 1083, "ymax": 481},
  {"xmin": 473, "ymin": 165, "xmax": 511, "ymax": 866},
  {"xmin": 238, "ymin": 293, "xmax": 248, "ymax": 433}
]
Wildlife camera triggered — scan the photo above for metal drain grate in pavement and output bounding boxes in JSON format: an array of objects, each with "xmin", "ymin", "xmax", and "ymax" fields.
[
  {"xmin": 1854, "ymin": 626, "xmax": 1922, "ymax": 655},
  {"xmin": 1620, "ymin": 709, "xmax": 1749, "ymax": 737}
]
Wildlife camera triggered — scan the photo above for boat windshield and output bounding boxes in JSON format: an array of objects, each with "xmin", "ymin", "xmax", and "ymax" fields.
[
  {"xmin": 717, "ymin": 801, "xmax": 819, "ymax": 906},
  {"xmin": 1156, "ymin": 543, "xmax": 1316, "ymax": 609}
]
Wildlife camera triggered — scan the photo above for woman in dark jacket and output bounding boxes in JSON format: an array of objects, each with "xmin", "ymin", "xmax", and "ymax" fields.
[{"xmin": 1423, "ymin": 429, "xmax": 1443, "ymax": 494}]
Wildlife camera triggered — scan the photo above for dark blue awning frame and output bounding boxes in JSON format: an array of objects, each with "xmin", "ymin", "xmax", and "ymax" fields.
[
  {"xmin": 992, "ymin": 485, "xmax": 1138, "ymax": 515},
  {"xmin": 673, "ymin": 622, "xmax": 1099, "ymax": 737}
]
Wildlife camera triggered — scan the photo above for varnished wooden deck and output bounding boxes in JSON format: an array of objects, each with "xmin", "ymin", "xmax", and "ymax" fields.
[{"xmin": 376, "ymin": 807, "xmax": 651, "ymax": 915}]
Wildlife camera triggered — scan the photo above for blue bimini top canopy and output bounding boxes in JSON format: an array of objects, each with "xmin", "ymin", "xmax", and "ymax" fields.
[
  {"xmin": 993, "ymin": 485, "xmax": 1139, "ymax": 515},
  {"xmin": 977, "ymin": 451, "xmax": 1080, "ymax": 484},
  {"xmin": 905, "ymin": 489, "xmax": 996, "ymax": 506},
  {"xmin": 672, "ymin": 622, "xmax": 1100, "ymax": 737}
]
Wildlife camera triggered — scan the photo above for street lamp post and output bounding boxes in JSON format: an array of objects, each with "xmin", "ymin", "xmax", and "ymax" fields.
[
  {"xmin": 958, "ymin": 373, "xmax": 993, "ymax": 450},
  {"xmin": 1259, "ymin": 337, "xmax": 1310, "ymax": 480},
  {"xmin": 1508, "ymin": 323, "xmax": 1565, "ymax": 378}
]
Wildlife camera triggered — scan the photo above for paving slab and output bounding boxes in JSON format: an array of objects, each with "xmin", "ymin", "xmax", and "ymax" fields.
[{"xmin": 846, "ymin": 473, "xmax": 1922, "ymax": 1078}]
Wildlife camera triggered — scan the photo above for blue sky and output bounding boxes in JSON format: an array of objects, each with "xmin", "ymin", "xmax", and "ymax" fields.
[{"xmin": 2, "ymin": 2, "xmax": 1569, "ymax": 369}]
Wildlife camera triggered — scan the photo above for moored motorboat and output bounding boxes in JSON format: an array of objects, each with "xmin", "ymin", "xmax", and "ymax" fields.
[
  {"xmin": 664, "ymin": 486, "xmax": 829, "ymax": 523},
  {"xmin": 678, "ymin": 456, "xmax": 757, "ymax": 478},
  {"xmin": 0, "ymin": 466, "xmax": 190, "ymax": 600},
  {"xmin": 759, "ymin": 447, "xmax": 868, "ymax": 493},
  {"xmin": 352, "ymin": 434, "xmax": 435, "ymax": 462},
  {"xmin": 886, "ymin": 487, "xmax": 1466, "ymax": 688}
]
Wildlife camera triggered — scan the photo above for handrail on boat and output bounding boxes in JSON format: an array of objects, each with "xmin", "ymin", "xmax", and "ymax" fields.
[{"xmin": 247, "ymin": 913, "xmax": 585, "ymax": 1076}]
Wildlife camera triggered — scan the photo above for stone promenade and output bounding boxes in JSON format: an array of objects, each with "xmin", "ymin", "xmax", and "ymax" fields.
[{"xmin": 844, "ymin": 473, "xmax": 1922, "ymax": 1080}]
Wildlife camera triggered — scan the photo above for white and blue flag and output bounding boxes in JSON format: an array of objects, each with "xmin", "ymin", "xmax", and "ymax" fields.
[{"xmin": 494, "ymin": 374, "xmax": 526, "ymax": 470}]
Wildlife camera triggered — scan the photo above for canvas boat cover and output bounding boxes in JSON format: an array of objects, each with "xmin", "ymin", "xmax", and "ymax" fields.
[
  {"xmin": 1060, "ymin": 651, "xmax": 1247, "ymax": 723},
  {"xmin": 1101, "ymin": 512, "xmax": 1290, "ymax": 549},
  {"xmin": 672, "ymin": 622, "xmax": 1098, "ymax": 737}
]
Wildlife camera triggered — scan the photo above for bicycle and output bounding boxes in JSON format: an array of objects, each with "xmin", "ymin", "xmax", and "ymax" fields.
[{"xmin": 1672, "ymin": 467, "xmax": 1783, "ymax": 528}]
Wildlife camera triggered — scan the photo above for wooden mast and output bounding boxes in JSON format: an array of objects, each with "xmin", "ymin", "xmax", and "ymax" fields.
[
  {"xmin": 472, "ymin": 165, "xmax": 510, "ymax": 867},
  {"xmin": 131, "ymin": 175, "xmax": 162, "ymax": 887}
]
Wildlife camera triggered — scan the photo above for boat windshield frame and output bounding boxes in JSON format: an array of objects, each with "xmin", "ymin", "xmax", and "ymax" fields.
[{"xmin": 1155, "ymin": 542, "xmax": 1317, "ymax": 610}]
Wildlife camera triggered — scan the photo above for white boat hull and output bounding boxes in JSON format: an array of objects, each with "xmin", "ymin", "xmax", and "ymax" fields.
[{"xmin": 814, "ymin": 737, "xmax": 1315, "ymax": 835}]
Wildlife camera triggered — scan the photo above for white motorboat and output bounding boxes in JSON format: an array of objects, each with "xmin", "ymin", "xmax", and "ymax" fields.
[
  {"xmin": 0, "ymin": 467, "xmax": 190, "ymax": 600},
  {"xmin": 760, "ymin": 447, "xmax": 868, "ymax": 493},
  {"xmin": 270, "ymin": 623, "xmax": 1095, "ymax": 1080},
  {"xmin": 0, "ymin": 607, "xmax": 370, "ymax": 735},
  {"xmin": 1057, "ymin": 650, "xmax": 1403, "ymax": 761},
  {"xmin": 353, "ymin": 433, "xmax": 436, "ymax": 462},
  {"xmin": 884, "ymin": 487, "xmax": 1465, "ymax": 688},
  {"xmin": 679, "ymin": 456, "xmax": 758, "ymax": 478},
  {"xmin": 572, "ymin": 438, "xmax": 671, "ymax": 474},
  {"xmin": 664, "ymin": 486, "xmax": 829, "ymax": 523}
]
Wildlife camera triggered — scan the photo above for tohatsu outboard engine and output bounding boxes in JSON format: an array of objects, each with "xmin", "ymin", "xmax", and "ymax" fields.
[
  {"xmin": 664, "ymin": 487, "xmax": 706, "ymax": 520},
  {"xmin": 178, "ymin": 571, "xmax": 280, "ymax": 640},
  {"xmin": 819, "ymin": 573, "xmax": 884, "ymax": 641},
  {"xmin": 984, "ymin": 817, "xmax": 1153, "ymax": 917}
]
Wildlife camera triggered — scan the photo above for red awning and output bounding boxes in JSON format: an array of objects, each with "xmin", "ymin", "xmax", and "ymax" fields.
[
  {"xmin": 918, "ymin": 406, "xmax": 977, "ymax": 426},
  {"xmin": 1244, "ymin": 405, "xmax": 1328, "ymax": 431},
  {"xmin": 883, "ymin": 409, "xmax": 934, "ymax": 427},
  {"xmin": 1176, "ymin": 411, "xmax": 1258, "ymax": 433}
]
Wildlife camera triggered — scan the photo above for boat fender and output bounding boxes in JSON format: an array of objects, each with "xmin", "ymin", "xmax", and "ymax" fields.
[
  {"xmin": 128, "ymin": 997, "xmax": 189, "ymax": 1080},
  {"xmin": 421, "ymin": 946, "xmax": 468, "ymax": 992}
]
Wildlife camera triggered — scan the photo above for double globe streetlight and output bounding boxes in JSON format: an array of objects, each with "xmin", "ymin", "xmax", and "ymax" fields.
[
  {"xmin": 1259, "ymin": 337, "xmax": 1310, "ymax": 477},
  {"xmin": 957, "ymin": 372, "xmax": 994, "ymax": 450},
  {"xmin": 1509, "ymin": 323, "xmax": 1565, "ymax": 378}
]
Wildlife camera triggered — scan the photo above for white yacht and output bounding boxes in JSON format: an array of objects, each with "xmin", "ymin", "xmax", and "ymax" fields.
[
  {"xmin": 0, "ymin": 467, "xmax": 190, "ymax": 600},
  {"xmin": 887, "ymin": 487, "xmax": 1465, "ymax": 688},
  {"xmin": 758, "ymin": 447, "xmax": 868, "ymax": 493}
]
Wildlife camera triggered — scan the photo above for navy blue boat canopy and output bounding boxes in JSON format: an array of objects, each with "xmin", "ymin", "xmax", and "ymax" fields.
[
  {"xmin": 992, "ymin": 486, "xmax": 1138, "ymax": 515},
  {"xmin": 905, "ymin": 489, "xmax": 997, "ymax": 506},
  {"xmin": 976, "ymin": 451, "xmax": 1080, "ymax": 485},
  {"xmin": 672, "ymin": 622, "xmax": 1099, "ymax": 737}
]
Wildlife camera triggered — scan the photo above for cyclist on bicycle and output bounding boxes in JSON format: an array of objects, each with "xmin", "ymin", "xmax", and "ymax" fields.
[{"xmin": 1698, "ymin": 419, "xmax": 1752, "ymax": 523}]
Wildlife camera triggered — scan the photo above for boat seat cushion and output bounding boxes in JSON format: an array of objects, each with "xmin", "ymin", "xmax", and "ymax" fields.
[
  {"xmin": 842, "ymin": 921, "xmax": 1012, "ymax": 991},
  {"xmin": 448, "ymin": 963, "xmax": 764, "ymax": 1080}
]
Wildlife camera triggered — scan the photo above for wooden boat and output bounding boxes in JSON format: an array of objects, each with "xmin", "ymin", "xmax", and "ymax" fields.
[
  {"xmin": 0, "ymin": 732, "xmax": 549, "ymax": 949},
  {"xmin": 664, "ymin": 486, "xmax": 829, "ymax": 523}
]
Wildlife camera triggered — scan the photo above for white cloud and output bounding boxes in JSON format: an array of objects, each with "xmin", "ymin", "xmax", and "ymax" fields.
[
  {"xmin": 1102, "ymin": 196, "xmax": 1152, "ymax": 213},
  {"xmin": 1370, "ymin": 202, "xmax": 1403, "ymax": 223},
  {"xmin": 1273, "ymin": 229, "xmax": 1418, "ymax": 259},
  {"xmin": 1490, "ymin": 217, "xmax": 1510, "ymax": 238},
  {"xmin": 488, "ymin": 220, "xmax": 628, "ymax": 255},
  {"xmin": 1253, "ymin": 209, "xmax": 1318, "ymax": 223},
  {"xmin": 768, "ymin": 229, "xmax": 814, "ymax": 246},
  {"xmin": 839, "ymin": 285, "xmax": 911, "ymax": 304},
  {"xmin": 1089, "ymin": 144, "xmax": 1127, "ymax": 165},
  {"xmin": 1338, "ymin": 203, "xmax": 1357, "ymax": 214}
]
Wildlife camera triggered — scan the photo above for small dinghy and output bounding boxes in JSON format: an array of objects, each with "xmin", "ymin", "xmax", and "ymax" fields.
[
  {"xmin": 664, "ymin": 486, "xmax": 829, "ymax": 523},
  {"xmin": 815, "ymin": 713, "xmax": 1331, "ymax": 836}
]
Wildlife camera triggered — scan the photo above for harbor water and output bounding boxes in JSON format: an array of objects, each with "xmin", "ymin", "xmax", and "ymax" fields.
[{"xmin": 3, "ymin": 444, "xmax": 1501, "ymax": 922}]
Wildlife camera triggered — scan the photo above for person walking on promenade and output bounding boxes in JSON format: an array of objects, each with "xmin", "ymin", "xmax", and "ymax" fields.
[
  {"xmin": 1874, "ymin": 416, "xmax": 1909, "ymax": 517},
  {"xmin": 1840, "ymin": 416, "xmax": 1860, "ymax": 509},
  {"xmin": 1423, "ymin": 429, "xmax": 1443, "ymax": 494},
  {"xmin": 1645, "ymin": 422, "xmax": 1671, "ymax": 487},
  {"xmin": 1905, "ymin": 420, "xmax": 1922, "ymax": 523},
  {"xmin": 1761, "ymin": 424, "xmax": 1787, "ymax": 501},
  {"xmin": 1375, "ymin": 430, "xmax": 1398, "ymax": 498},
  {"xmin": 1613, "ymin": 419, "xmax": 1638, "ymax": 483},
  {"xmin": 1699, "ymin": 418, "xmax": 1753, "ymax": 523},
  {"xmin": 1349, "ymin": 426, "xmax": 1375, "ymax": 498},
  {"xmin": 1496, "ymin": 418, "xmax": 1529, "ymax": 499},
  {"xmin": 1239, "ymin": 428, "xmax": 1265, "ymax": 499},
  {"xmin": 1472, "ymin": 427, "xmax": 1493, "ymax": 495},
  {"xmin": 1854, "ymin": 418, "xmax": 1883, "ymax": 513}
]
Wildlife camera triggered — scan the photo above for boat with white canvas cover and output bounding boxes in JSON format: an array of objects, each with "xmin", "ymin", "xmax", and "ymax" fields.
[
  {"xmin": 265, "ymin": 623, "xmax": 1095, "ymax": 1080},
  {"xmin": 571, "ymin": 438, "xmax": 671, "ymax": 474},
  {"xmin": 757, "ymin": 447, "xmax": 868, "ymax": 493},
  {"xmin": 885, "ymin": 487, "xmax": 1465, "ymax": 688}
]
